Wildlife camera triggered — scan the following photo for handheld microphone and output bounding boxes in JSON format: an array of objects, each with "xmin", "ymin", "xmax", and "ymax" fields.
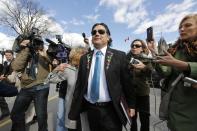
[
  {"xmin": 183, "ymin": 77, "xmax": 197, "ymax": 84},
  {"xmin": 45, "ymin": 38, "xmax": 57, "ymax": 45},
  {"xmin": 82, "ymin": 32, "xmax": 86, "ymax": 39}
]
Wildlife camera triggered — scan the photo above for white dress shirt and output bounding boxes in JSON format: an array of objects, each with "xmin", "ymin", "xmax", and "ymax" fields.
[{"xmin": 85, "ymin": 46, "xmax": 111, "ymax": 103}]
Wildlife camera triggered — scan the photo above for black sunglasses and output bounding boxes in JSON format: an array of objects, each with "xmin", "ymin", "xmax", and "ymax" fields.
[
  {"xmin": 91, "ymin": 29, "xmax": 106, "ymax": 36},
  {"xmin": 131, "ymin": 44, "xmax": 142, "ymax": 48}
]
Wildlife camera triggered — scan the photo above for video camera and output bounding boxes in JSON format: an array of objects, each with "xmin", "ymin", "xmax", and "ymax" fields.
[
  {"xmin": 55, "ymin": 35, "xmax": 71, "ymax": 51},
  {"xmin": 12, "ymin": 28, "xmax": 44, "ymax": 54},
  {"xmin": 46, "ymin": 35, "xmax": 71, "ymax": 92},
  {"xmin": 46, "ymin": 35, "xmax": 71, "ymax": 63}
]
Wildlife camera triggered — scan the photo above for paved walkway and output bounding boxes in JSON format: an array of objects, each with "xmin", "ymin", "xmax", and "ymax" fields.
[
  {"xmin": 150, "ymin": 88, "xmax": 169, "ymax": 131},
  {"xmin": 1, "ymin": 86, "xmax": 169, "ymax": 131}
]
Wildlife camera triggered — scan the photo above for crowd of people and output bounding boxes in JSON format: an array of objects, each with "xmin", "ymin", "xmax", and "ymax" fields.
[{"xmin": 0, "ymin": 13, "xmax": 196, "ymax": 131}]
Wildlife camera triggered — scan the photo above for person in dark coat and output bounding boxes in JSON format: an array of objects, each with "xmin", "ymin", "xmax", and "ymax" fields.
[
  {"xmin": 68, "ymin": 23, "xmax": 135, "ymax": 131},
  {"xmin": 126, "ymin": 39, "xmax": 153, "ymax": 131},
  {"xmin": 0, "ymin": 50, "xmax": 15, "ymax": 120}
]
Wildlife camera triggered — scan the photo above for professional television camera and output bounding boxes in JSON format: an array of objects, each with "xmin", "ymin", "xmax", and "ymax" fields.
[
  {"xmin": 46, "ymin": 35, "xmax": 71, "ymax": 63},
  {"xmin": 12, "ymin": 28, "xmax": 44, "ymax": 54},
  {"xmin": 55, "ymin": 35, "xmax": 71, "ymax": 55},
  {"xmin": 46, "ymin": 35, "xmax": 71, "ymax": 92}
]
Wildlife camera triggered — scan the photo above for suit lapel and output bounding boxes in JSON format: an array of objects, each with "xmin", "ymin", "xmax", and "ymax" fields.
[
  {"xmin": 104, "ymin": 48, "xmax": 114, "ymax": 74},
  {"xmin": 85, "ymin": 48, "xmax": 114, "ymax": 81},
  {"xmin": 85, "ymin": 51, "xmax": 94, "ymax": 82}
]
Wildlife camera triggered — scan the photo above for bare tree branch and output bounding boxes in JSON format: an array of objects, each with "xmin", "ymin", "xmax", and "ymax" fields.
[{"xmin": 0, "ymin": 0, "xmax": 54, "ymax": 36}]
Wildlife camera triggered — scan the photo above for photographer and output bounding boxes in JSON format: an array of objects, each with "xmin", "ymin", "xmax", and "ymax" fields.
[
  {"xmin": 126, "ymin": 39, "xmax": 153, "ymax": 131},
  {"xmin": 10, "ymin": 34, "xmax": 52, "ymax": 131}
]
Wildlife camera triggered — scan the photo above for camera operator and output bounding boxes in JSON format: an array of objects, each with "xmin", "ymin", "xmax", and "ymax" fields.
[
  {"xmin": 10, "ymin": 34, "xmax": 52, "ymax": 131},
  {"xmin": 126, "ymin": 39, "xmax": 153, "ymax": 131}
]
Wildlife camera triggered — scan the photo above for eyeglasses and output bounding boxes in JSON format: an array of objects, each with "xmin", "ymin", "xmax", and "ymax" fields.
[
  {"xmin": 131, "ymin": 44, "xmax": 142, "ymax": 48},
  {"xmin": 91, "ymin": 29, "xmax": 106, "ymax": 36}
]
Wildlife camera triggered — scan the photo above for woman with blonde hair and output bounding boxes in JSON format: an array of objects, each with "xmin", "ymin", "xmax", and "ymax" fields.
[
  {"xmin": 45, "ymin": 47, "xmax": 88, "ymax": 131},
  {"xmin": 148, "ymin": 13, "xmax": 197, "ymax": 131}
]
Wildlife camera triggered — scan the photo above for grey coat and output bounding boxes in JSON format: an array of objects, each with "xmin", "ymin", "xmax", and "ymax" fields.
[{"xmin": 46, "ymin": 65, "xmax": 78, "ymax": 129}]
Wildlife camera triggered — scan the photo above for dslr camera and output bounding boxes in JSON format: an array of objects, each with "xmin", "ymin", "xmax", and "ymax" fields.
[{"xmin": 12, "ymin": 28, "xmax": 44, "ymax": 54}]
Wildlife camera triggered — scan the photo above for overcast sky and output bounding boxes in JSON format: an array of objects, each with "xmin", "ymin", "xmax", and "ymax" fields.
[{"xmin": 0, "ymin": 0, "xmax": 197, "ymax": 53}]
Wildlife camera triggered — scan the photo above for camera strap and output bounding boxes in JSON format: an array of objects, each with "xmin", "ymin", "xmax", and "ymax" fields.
[{"xmin": 27, "ymin": 53, "xmax": 39, "ymax": 80}]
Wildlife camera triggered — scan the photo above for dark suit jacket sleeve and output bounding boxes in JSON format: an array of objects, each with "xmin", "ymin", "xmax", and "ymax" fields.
[
  {"xmin": 120, "ymin": 52, "xmax": 136, "ymax": 108},
  {"xmin": 0, "ymin": 64, "xmax": 3, "ymax": 75}
]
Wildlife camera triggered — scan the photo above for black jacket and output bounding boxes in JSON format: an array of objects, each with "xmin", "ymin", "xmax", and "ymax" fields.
[{"xmin": 68, "ymin": 47, "xmax": 135, "ymax": 125}]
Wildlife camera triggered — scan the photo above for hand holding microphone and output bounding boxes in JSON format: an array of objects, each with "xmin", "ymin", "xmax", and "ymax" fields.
[{"xmin": 82, "ymin": 32, "xmax": 89, "ymax": 45}]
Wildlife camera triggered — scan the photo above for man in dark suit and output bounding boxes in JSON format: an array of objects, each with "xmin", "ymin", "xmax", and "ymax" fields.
[
  {"xmin": 69, "ymin": 23, "xmax": 135, "ymax": 131},
  {"xmin": 0, "ymin": 50, "xmax": 17, "ymax": 98},
  {"xmin": 0, "ymin": 50, "xmax": 15, "ymax": 120}
]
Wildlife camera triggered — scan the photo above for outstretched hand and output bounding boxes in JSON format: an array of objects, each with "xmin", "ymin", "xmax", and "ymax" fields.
[
  {"xmin": 155, "ymin": 50, "xmax": 189, "ymax": 71},
  {"xmin": 54, "ymin": 63, "xmax": 68, "ymax": 72},
  {"xmin": 155, "ymin": 50, "xmax": 175, "ymax": 66}
]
